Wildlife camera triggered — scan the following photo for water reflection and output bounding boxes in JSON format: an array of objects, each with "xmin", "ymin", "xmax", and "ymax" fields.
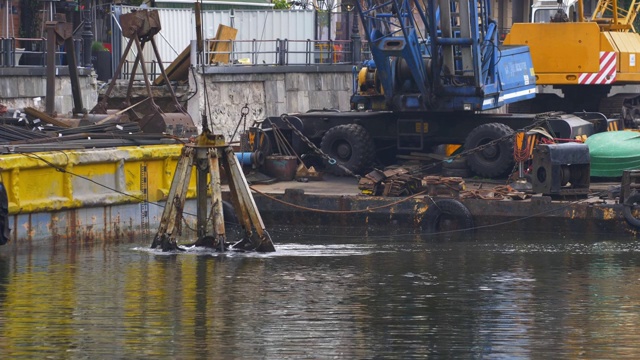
[{"xmin": 0, "ymin": 227, "xmax": 640, "ymax": 358}]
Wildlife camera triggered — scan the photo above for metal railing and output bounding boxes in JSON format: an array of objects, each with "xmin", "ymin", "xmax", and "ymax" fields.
[
  {"xmin": 121, "ymin": 60, "xmax": 174, "ymax": 81},
  {"xmin": 1, "ymin": 37, "xmax": 88, "ymax": 68},
  {"xmin": 1, "ymin": 36, "xmax": 372, "ymax": 81},
  {"xmin": 204, "ymin": 39, "xmax": 361, "ymax": 66},
  {"xmin": 2, "ymin": 37, "xmax": 369, "ymax": 69}
]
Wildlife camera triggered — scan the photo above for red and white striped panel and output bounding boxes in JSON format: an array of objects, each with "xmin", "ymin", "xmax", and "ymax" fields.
[{"xmin": 578, "ymin": 51, "xmax": 617, "ymax": 85}]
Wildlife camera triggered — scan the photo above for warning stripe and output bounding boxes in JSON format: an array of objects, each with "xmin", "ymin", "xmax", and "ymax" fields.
[{"xmin": 578, "ymin": 52, "xmax": 617, "ymax": 84}]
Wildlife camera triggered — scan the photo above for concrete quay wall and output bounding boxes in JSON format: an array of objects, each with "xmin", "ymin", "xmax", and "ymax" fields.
[
  {"xmin": 1, "ymin": 66, "xmax": 353, "ymax": 140},
  {"xmin": 0, "ymin": 70, "xmax": 98, "ymax": 116},
  {"xmin": 191, "ymin": 66, "xmax": 354, "ymax": 138}
]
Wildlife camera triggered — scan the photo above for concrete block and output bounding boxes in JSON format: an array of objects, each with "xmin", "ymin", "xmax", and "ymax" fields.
[
  {"xmin": 285, "ymin": 73, "xmax": 309, "ymax": 91},
  {"xmin": 286, "ymin": 90, "xmax": 309, "ymax": 113},
  {"xmin": 338, "ymin": 91, "xmax": 351, "ymax": 111},
  {"xmin": 308, "ymin": 90, "xmax": 328, "ymax": 110},
  {"xmin": 312, "ymin": 73, "xmax": 323, "ymax": 90}
]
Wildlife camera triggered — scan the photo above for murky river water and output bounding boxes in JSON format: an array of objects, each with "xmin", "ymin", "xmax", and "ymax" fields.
[{"xmin": 1, "ymin": 226, "xmax": 640, "ymax": 358}]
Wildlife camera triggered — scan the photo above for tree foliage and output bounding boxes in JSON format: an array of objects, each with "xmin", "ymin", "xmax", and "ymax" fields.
[
  {"xmin": 273, "ymin": 0, "xmax": 291, "ymax": 10},
  {"xmin": 20, "ymin": 0, "xmax": 40, "ymax": 39}
]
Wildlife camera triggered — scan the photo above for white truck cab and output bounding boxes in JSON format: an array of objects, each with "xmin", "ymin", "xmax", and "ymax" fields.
[{"xmin": 531, "ymin": 0, "xmax": 578, "ymax": 23}]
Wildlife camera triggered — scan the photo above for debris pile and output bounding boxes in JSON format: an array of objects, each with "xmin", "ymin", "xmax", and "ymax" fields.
[
  {"xmin": 0, "ymin": 104, "xmax": 180, "ymax": 153},
  {"xmin": 359, "ymin": 167, "xmax": 529, "ymax": 200},
  {"xmin": 358, "ymin": 168, "xmax": 465, "ymax": 197}
]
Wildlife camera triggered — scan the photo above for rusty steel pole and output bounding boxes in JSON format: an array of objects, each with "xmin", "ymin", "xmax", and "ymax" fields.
[
  {"xmin": 82, "ymin": 0, "xmax": 93, "ymax": 67},
  {"xmin": 45, "ymin": 21, "xmax": 56, "ymax": 115}
]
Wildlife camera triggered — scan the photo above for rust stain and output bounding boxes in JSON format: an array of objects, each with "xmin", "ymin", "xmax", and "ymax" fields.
[
  {"xmin": 50, "ymin": 214, "xmax": 59, "ymax": 242},
  {"xmin": 69, "ymin": 211, "xmax": 77, "ymax": 240},
  {"xmin": 113, "ymin": 213, "xmax": 122, "ymax": 240},
  {"xmin": 414, "ymin": 202, "xmax": 429, "ymax": 225},
  {"xmin": 602, "ymin": 208, "xmax": 616, "ymax": 221},
  {"xmin": 26, "ymin": 213, "xmax": 34, "ymax": 239}
]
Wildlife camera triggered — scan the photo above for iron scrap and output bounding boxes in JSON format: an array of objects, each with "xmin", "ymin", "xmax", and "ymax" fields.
[
  {"xmin": 460, "ymin": 185, "xmax": 529, "ymax": 201},
  {"xmin": 359, "ymin": 169, "xmax": 465, "ymax": 197}
]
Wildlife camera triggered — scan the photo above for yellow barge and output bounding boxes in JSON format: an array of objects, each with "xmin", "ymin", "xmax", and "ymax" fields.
[{"xmin": 0, "ymin": 144, "xmax": 199, "ymax": 244}]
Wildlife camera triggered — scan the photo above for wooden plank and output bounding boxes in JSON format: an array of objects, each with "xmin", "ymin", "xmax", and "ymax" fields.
[
  {"xmin": 153, "ymin": 44, "xmax": 190, "ymax": 86},
  {"xmin": 209, "ymin": 24, "xmax": 238, "ymax": 64},
  {"xmin": 24, "ymin": 107, "xmax": 73, "ymax": 128}
]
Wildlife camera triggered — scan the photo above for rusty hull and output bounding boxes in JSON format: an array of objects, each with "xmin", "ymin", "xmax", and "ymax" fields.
[
  {"xmin": 1, "ymin": 178, "xmax": 636, "ymax": 248},
  {"xmin": 240, "ymin": 181, "xmax": 633, "ymax": 238}
]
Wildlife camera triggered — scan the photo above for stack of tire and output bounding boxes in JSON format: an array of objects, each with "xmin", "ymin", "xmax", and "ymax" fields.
[{"xmin": 442, "ymin": 157, "xmax": 470, "ymax": 178}]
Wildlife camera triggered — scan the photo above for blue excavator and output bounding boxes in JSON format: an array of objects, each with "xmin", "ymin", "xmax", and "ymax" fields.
[{"xmin": 258, "ymin": 0, "xmax": 606, "ymax": 179}]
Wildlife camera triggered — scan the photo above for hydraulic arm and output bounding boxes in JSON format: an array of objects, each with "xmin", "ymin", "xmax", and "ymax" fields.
[{"xmin": 352, "ymin": 0, "xmax": 537, "ymax": 112}]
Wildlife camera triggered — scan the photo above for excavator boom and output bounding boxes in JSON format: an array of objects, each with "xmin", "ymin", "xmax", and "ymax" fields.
[{"xmin": 352, "ymin": 0, "xmax": 536, "ymax": 112}]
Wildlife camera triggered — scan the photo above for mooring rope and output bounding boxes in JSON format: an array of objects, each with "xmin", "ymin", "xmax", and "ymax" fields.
[{"xmin": 249, "ymin": 185, "xmax": 429, "ymax": 214}]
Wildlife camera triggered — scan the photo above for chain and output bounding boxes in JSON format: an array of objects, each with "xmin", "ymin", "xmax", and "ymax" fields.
[
  {"xmin": 230, "ymin": 103, "xmax": 250, "ymax": 143},
  {"xmin": 410, "ymin": 113, "xmax": 558, "ymax": 176},
  {"xmin": 277, "ymin": 112, "xmax": 559, "ymax": 179},
  {"xmin": 279, "ymin": 114, "xmax": 359, "ymax": 178},
  {"xmin": 452, "ymin": 115, "xmax": 552, "ymax": 160}
]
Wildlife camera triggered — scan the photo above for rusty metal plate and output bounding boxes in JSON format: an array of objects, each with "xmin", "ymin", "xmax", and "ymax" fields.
[
  {"xmin": 55, "ymin": 22, "xmax": 73, "ymax": 41},
  {"xmin": 120, "ymin": 10, "xmax": 162, "ymax": 39},
  {"xmin": 139, "ymin": 112, "xmax": 197, "ymax": 138}
]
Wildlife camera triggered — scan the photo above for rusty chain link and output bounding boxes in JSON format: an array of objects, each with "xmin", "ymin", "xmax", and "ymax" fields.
[
  {"xmin": 230, "ymin": 103, "xmax": 250, "ymax": 143},
  {"xmin": 415, "ymin": 112, "xmax": 560, "ymax": 176},
  {"xmin": 279, "ymin": 114, "xmax": 359, "ymax": 178}
]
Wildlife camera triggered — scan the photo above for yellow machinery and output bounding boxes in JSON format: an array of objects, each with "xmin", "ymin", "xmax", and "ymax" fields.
[{"xmin": 504, "ymin": 0, "xmax": 640, "ymax": 127}]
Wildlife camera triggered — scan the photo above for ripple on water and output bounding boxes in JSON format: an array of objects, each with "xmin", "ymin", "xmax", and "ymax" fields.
[{"xmin": 133, "ymin": 242, "xmax": 398, "ymax": 258}]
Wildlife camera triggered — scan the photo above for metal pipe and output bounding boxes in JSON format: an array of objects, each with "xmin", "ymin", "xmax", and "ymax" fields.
[
  {"xmin": 82, "ymin": 0, "xmax": 93, "ymax": 67},
  {"xmin": 578, "ymin": 0, "xmax": 585, "ymax": 23},
  {"xmin": 45, "ymin": 22, "xmax": 56, "ymax": 115}
]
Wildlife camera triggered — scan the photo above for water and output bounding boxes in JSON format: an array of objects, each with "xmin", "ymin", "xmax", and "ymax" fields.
[{"xmin": 1, "ymin": 227, "xmax": 640, "ymax": 359}]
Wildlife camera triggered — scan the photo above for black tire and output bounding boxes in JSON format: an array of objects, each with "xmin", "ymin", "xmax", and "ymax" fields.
[
  {"xmin": 0, "ymin": 183, "xmax": 9, "ymax": 245},
  {"xmin": 422, "ymin": 199, "xmax": 474, "ymax": 234},
  {"xmin": 320, "ymin": 124, "xmax": 375, "ymax": 176},
  {"xmin": 623, "ymin": 193, "xmax": 640, "ymax": 228},
  {"xmin": 464, "ymin": 122, "xmax": 515, "ymax": 179}
]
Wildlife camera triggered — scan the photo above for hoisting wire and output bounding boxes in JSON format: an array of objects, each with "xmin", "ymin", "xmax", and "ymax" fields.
[
  {"xmin": 196, "ymin": 0, "xmax": 213, "ymax": 132},
  {"xmin": 250, "ymin": 185, "xmax": 429, "ymax": 213}
]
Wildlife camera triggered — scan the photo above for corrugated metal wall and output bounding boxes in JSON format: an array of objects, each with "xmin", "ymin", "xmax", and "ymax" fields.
[
  {"xmin": 231, "ymin": 10, "xmax": 315, "ymax": 64},
  {"xmin": 111, "ymin": 6, "xmax": 314, "ymax": 75}
]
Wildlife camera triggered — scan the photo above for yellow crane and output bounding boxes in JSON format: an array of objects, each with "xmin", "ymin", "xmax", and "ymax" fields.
[
  {"xmin": 591, "ymin": 0, "xmax": 640, "ymax": 31},
  {"xmin": 504, "ymin": 0, "xmax": 640, "ymax": 127}
]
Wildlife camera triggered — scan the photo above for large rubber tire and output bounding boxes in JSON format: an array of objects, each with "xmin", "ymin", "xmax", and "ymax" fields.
[
  {"xmin": 464, "ymin": 123, "xmax": 515, "ymax": 179},
  {"xmin": 623, "ymin": 193, "xmax": 640, "ymax": 229},
  {"xmin": 320, "ymin": 124, "xmax": 375, "ymax": 176},
  {"xmin": 442, "ymin": 157, "xmax": 470, "ymax": 177},
  {"xmin": 0, "ymin": 183, "xmax": 9, "ymax": 245},
  {"xmin": 422, "ymin": 199, "xmax": 474, "ymax": 234}
]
